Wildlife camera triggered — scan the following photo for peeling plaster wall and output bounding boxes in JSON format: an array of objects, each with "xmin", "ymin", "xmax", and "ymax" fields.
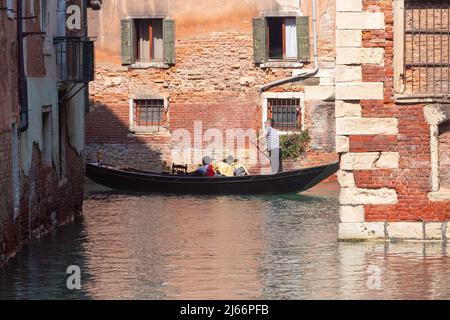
[
  {"xmin": 21, "ymin": 78, "xmax": 59, "ymax": 174},
  {"xmin": 21, "ymin": 0, "xmax": 86, "ymax": 175}
]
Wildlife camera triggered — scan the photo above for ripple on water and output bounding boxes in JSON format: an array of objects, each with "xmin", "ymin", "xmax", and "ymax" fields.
[{"xmin": 1, "ymin": 182, "xmax": 450, "ymax": 299}]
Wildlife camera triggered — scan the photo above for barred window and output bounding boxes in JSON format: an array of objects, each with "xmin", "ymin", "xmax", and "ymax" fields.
[
  {"xmin": 268, "ymin": 99, "xmax": 300, "ymax": 130},
  {"xmin": 405, "ymin": 0, "xmax": 450, "ymax": 94},
  {"xmin": 134, "ymin": 99, "xmax": 164, "ymax": 127}
]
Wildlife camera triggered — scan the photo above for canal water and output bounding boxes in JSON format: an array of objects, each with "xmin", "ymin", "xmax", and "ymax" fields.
[{"xmin": 1, "ymin": 181, "xmax": 450, "ymax": 300}]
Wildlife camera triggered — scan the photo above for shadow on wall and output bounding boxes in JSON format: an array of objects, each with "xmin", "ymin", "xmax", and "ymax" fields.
[{"xmin": 85, "ymin": 101, "xmax": 170, "ymax": 172}]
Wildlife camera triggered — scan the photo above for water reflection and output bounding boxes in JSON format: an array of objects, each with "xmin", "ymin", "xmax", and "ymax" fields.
[{"xmin": 1, "ymin": 182, "xmax": 450, "ymax": 299}]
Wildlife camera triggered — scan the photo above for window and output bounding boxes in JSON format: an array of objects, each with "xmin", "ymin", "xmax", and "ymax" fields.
[
  {"xmin": 267, "ymin": 17, "xmax": 298, "ymax": 60},
  {"xmin": 135, "ymin": 19, "xmax": 163, "ymax": 63},
  {"xmin": 253, "ymin": 16, "xmax": 309, "ymax": 64},
  {"xmin": 404, "ymin": 0, "xmax": 450, "ymax": 94},
  {"xmin": 134, "ymin": 99, "xmax": 165, "ymax": 128},
  {"xmin": 121, "ymin": 18, "xmax": 175, "ymax": 66},
  {"xmin": 42, "ymin": 108, "xmax": 53, "ymax": 166},
  {"xmin": 268, "ymin": 99, "xmax": 300, "ymax": 131}
]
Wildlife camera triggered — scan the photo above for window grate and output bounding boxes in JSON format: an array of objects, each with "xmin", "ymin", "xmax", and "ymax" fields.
[
  {"xmin": 268, "ymin": 99, "xmax": 300, "ymax": 131},
  {"xmin": 134, "ymin": 99, "xmax": 164, "ymax": 128},
  {"xmin": 405, "ymin": 0, "xmax": 450, "ymax": 94}
]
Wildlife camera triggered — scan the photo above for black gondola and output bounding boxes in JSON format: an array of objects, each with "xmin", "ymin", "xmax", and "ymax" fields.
[{"xmin": 86, "ymin": 161, "xmax": 339, "ymax": 195}]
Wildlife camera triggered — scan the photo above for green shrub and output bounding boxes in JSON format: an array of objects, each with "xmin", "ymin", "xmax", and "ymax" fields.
[{"xmin": 280, "ymin": 130, "xmax": 310, "ymax": 160}]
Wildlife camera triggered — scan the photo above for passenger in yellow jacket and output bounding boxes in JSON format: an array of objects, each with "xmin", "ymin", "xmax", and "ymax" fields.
[
  {"xmin": 212, "ymin": 156, "xmax": 250, "ymax": 177},
  {"xmin": 212, "ymin": 161, "xmax": 235, "ymax": 177}
]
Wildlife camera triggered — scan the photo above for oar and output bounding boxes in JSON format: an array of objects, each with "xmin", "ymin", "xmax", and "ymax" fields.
[{"xmin": 250, "ymin": 139, "xmax": 271, "ymax": 161}]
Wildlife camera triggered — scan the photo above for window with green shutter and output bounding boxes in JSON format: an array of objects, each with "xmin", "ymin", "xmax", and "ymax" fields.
[
  {"xmin": 253, "ymin": 18, "xmax": 266, "ymax": 64},
  {"xmin": 121, "ymin": 18, "xmax": 175, "ymax": 67},
  {"xmin": 297, "ymin": 16, "xmax": 310, "ymax": 62},
  {"xmin": 253, "ymin": 15, "xmax": 310, "ymax": 64},
  {"xmin": 163, "ymin": 19, "xmax": 176, "ymax": 64},
  {"xmin": 121, "ymin": 19, "xmax": 135, "ymax": 65}
]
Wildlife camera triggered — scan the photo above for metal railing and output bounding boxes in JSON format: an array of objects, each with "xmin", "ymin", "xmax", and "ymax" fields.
[{"xmin": 54, "ymin": 37, "xmax": 95, "ymax": 84}]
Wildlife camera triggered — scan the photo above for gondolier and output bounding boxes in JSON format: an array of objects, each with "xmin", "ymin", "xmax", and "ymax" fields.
[{"xmin": 254, "ymin": 118, "xmax": 283, "ymax": 174}]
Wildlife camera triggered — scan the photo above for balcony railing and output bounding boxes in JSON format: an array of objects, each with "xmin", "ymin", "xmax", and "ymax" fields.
[{"xmin": 55, "ymin": 37, "xmax": 95, "ymax": 84}]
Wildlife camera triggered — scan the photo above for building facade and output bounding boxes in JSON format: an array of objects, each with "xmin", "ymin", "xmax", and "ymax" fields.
[
  {"xmin": 336, "ymin": 0, "xmax": 450, "ymax": 240},
  {"xmin": 86, "ymin": 0, "xmax": 338, "ymax": 174},
  {"xmin": 0, "ymin": 0, "xmax": 101, "ymax": 266}
]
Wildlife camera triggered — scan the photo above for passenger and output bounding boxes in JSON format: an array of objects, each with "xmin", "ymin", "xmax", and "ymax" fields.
[
  {"xmin": 191, "ymin": 156, "xmax": 213, "ymax": 176},
  {"xmin": 231, "ymin": 161, "xmax": 249, "ymax": 176},
  {"xmin": 205, "ymin": 163, "xmax": 216, "ymax": 177},
  {"xmin": 212, "ymin": 156, "xmax": 235, "ymax": 177}
]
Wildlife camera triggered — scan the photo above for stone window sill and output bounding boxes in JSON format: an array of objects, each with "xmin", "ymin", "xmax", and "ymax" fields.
[
  {"xmin": 429, "ymin": 190, "xmax": 450, "ymax": 202},
  {"xmin": 395, "ymin": 93, "xmax": 450, "ymax": 104},
  {"xmin": 260, "ymin": 61, "xmax": 304, "ymax": 69},
  {"xmin": 129, "ymin": 127, "xmax": 170, "ymax": 136},
  {"xmin": 129, "ymin": 62, "xmax": 171, "ymax": 69}
]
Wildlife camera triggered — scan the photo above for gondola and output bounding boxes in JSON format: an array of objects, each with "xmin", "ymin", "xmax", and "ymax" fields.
[{"xmin": 86, "ymin": 161, "xmax": 339, "ymax": 195}]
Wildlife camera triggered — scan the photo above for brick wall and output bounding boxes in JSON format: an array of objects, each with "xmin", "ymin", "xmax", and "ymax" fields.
[
  {"xmin": 87, "ymin": 0, "xmax": 338, "ymax": 174},
  {"xmin": 1, "ymin": 0, "xmax": 90, "ymax": 266},
  {"xmin": 0, "ymin": 4, "xmax": 19, "ymax": 265},
  {"xmin": 0, "ymin": 131, "xmax": 14, "ymax": 263},
  {"xmin": 337, "ymin": 0, "xmax": 450, "ymax": 238},
  {"xmin": 0, "ymin": 6, "xmax": 18, "ymax": 130}
]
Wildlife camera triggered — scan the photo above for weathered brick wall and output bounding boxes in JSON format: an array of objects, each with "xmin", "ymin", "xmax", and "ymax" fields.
[
  {"xmin": 0, "ymin": 5, "xmax": 19, "ymax": 266},
  {"xmin": 439, "ymin": 120, "xmax": 450, "ymax": 190},
  {"xmin": 305, "ymin": 102, "xmax": 336, "ymax": 152},
  {"xmin": 337, "ymin": 0, "xmax": 450, "ymax": 234},
  {"xmin": 2, "ymin": 141, "xmax": 85, "ymax": 267},
  {"xmin": 87, "ymin": 0, "xmax": 338, "ymax": 174},
  {"xmin": 0, "ymin": 8, "xmax": 18, "ymax": 130},
  {"xmin": 1, "ymin": 0, "xmax": 89, "ymax": 266},
  {"xmin": 0, "ymin": 131, "xmax": 14, "ymax": 263}
]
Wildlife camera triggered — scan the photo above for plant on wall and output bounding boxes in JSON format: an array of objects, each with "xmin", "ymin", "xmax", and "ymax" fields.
[{"xmin": 280, "ymin": 130, "xmax": 311, "ymax": 160}]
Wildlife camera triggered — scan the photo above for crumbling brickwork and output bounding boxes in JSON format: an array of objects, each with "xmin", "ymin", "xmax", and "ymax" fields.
[
  {"xmin": 0, "ymin": 2, "xmax": 19, "ymax": 266},
  {"xmin": 87, "ymin": 0, "xmax": 338, "ymax": 174}
]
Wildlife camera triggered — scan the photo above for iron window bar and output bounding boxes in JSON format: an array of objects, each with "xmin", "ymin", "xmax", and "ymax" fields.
[
  {"xmin": 134, "ymin": 99, "xmax": 165, "ymax": 130},
  {"xmin": 268, "ymin": 98, "xmax": 300, "ymax": 131},
  {"xmin": 405, "ymin": 0, "xmax": 450, "ymax": 94}
]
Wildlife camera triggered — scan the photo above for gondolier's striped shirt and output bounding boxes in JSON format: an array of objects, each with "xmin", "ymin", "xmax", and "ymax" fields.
[{"xmin": 266, "ymin": 127, "xmax": 280, "ymax": 152}]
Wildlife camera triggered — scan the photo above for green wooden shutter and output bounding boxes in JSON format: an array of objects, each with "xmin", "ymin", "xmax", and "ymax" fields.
[
  {"xmin": 297, "ymin": 16, "xmax": 310, "ymax": 62},
  {"xmin": 163, "ymin": 19, "xmax": 176, "ymax": 64},
  {"xmin": 253, "ymin": 18, "xmax": 266, "ymax": 64},
  {"xmin": 121, "ymin": 19, "xmax": 134, "ymax": 65}
]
